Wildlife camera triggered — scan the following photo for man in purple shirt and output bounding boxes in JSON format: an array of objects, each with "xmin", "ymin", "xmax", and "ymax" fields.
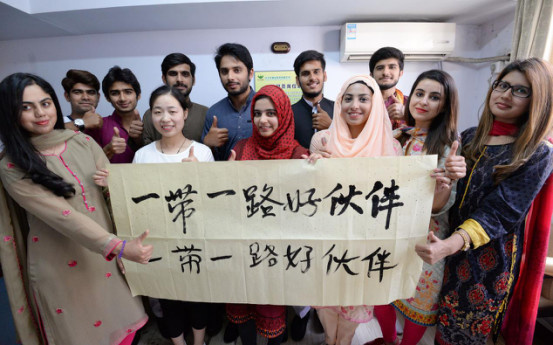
[
  {"xmin": 369, "ymin": 47, "xmax": 408, "ymax": 129},
  {"xmin": 86, "ymin": 66, "xmax": 143, "ymax": 163}
]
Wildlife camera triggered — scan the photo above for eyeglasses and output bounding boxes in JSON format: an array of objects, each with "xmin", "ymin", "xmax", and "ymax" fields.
[{"xmin": 492, "ymin": 80, "xmax": 532, "ymax": 98}]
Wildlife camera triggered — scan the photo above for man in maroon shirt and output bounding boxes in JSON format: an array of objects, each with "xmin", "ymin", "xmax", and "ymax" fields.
[{"xmin": 86, "ymin": 66, "xmax": 143, "ymax": 163}]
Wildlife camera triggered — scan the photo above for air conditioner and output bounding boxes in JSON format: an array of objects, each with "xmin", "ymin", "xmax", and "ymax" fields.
[{"xmin": 340, "ymin": 22, "xmax": 456, "ymax": 62}]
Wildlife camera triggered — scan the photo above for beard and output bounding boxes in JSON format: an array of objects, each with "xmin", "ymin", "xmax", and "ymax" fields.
[
  {"xmin": 226, "ymin": 82, "xmax": 250, "ymax": 96},
  {"xmin": 299, "ymin": 81, "xmax": 323, "ymax": 99},
  {"xmin": 302, "ymin": 90, "xmax": 322, "ymax": 99},
  {"xmin": 172, "ymin": 83, "xmax": 192, "ymax": 98},
  {"xmin": 378, "ymin": 80, "xmax": 398, "ymax": 91}
]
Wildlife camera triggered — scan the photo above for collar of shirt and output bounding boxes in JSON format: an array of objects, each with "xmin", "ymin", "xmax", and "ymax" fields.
[{"xmin": 303, "ymin": 96, "xmax": 326, "ymax": 113}]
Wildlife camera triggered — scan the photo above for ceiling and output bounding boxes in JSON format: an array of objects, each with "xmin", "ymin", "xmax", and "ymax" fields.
[{"xmin": 0, "ymin": 0, "xmax": 517, "ymax": 41}]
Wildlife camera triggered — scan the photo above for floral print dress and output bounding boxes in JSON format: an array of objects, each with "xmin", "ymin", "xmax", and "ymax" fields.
[
  {"xmin": 391, "ymin": 127, "xmax": 456, "ymax": 326},
  {"xmin": 436, "ymin": 127, "xmax": 553, "ymax": 344}
]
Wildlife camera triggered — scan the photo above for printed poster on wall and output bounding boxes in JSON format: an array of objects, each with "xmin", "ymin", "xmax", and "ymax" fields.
[{"xmin": 254, "ymin": 70, "xmax": 302, "ymax": 104}]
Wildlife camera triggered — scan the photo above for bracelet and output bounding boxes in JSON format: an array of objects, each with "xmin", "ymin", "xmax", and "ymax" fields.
[
  {"xmin": 117, "ymin": 240, "xmax": 127, "ymax": 259},
  {"xmin": 454, "ymin": 230, "xmax": 470, "ymax": 251}
]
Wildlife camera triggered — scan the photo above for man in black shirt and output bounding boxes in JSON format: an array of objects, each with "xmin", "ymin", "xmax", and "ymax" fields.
[{"xmin": 291, "ymin": 50, "xmax": 334, "ymax": 149}]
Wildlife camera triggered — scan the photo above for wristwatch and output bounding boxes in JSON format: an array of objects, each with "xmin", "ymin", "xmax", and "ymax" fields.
[{"xmin": 74, "ymin": 118, "xmax": 85, "ymax": 131}]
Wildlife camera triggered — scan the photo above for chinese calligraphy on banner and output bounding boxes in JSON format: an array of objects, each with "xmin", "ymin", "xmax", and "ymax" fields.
[{"xmin": 108, "ymin": 155, "xmax": 436, "ymax": 306}]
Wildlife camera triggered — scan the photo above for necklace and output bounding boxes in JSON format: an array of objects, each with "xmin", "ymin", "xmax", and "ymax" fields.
[{"xmin": 161, "ymin": 137, "xmax": 188, "ymax": 154}]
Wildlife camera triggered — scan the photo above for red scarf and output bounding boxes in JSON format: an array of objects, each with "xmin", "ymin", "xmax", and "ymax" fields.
[
  {"xmin": 240, "ymin": 85, "xmax": 302, "ymax": 160},
  {"xmin": 502, "ymin": 138, "xmax": 553, "ymax": 344},
  {"xmin": 489, "ymin": 120, "xmax": 519, "ymax": 136}
]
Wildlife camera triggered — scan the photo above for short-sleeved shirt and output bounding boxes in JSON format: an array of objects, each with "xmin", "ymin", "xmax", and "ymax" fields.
[{"xmin": 201, "ymin": 90, "xmax": 255, "ymax": 161}]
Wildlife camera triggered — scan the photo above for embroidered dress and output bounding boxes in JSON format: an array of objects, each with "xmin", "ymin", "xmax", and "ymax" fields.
[
  {"xmin": 0, "ymin": 130, "xmax": 147, "ymax": 345},
  {"xmin": 226, "ymin": 85, "xmax": 308, "ymax": 339},
  {"xmin": 436, "ymin": 127, "xmax": 553, "ymax": 345},
  {"xmin": 391, "ymin": 127, "xmax": 455, "ymax": 326}
]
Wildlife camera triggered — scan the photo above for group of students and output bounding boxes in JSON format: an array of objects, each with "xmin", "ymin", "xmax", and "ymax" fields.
[{"xmin": 0, "ymin": 41, "xmax": 552, "ymax": 345}]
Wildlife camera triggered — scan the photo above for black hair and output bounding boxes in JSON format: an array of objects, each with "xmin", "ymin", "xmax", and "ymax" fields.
[
  {"xmin": 161, "ymin": 53, "xmax": 196, "ymax": 78},
  {"xmin": 61, "ymin": 69, "xmax": 100, "ymax": 93},
  {"xmin": 369, "ymin": 47, "xmax": 405, "ymax": 74},
  {"xmin": 0, "ymin": 73, "xmax": 75, "ymax": 198},
  {"xmin": 214, "ymin": 43, "xmax": 253, "ymax": 71},
  {"xmin": 149, "ymin": 85, "xmax": 189, "ymax": 112},
  {"xmin": 293, "ymin": 50, "xmax": 326, "ymax": 76},
  {"xmin": 101, "ymin": 66, "xmax": 141, "ymax": 98},
  {"xmin": 404, "ymin": 70, "xmax": 458, "ymax": 160}
]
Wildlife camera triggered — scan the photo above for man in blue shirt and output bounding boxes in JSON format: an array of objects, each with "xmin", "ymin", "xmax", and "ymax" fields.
[{"xmin": 202, "ymin": 43, "xmax": 255, "ymax": 161}]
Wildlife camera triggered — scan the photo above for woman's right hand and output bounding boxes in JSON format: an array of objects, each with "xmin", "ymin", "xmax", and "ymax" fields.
[
  {"xmin": 444, "ymin": 140, "xmax": 466, "ymax": 180},
  {"xmin": 93, "ymin": 168, "xmax": 109, "ymax": 187},
  {"xmin": 122, "ymin": 229, "xmax": 153, "ymax": 264},
  {"xmin": 415, "ymin": 231, "xmax": 464, "ymax": 265}
]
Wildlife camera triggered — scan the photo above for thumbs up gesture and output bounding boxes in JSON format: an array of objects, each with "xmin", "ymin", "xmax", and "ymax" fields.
[
  {"xmin": 181, "ymin": 145, "xmax": 199, "ymax": 162},
  {"xmin": 443, "ymin": 140, "xmax": 466, "ymax": 181},
  {"xmin": 415, "ymin": 231, "xmax": 445, "ymax": 265},
  {"xmin": 121, "ymin": 229, "xmax": 154, "ymax": 265},
  {"xmin": 82, "ymin": 106, "xmax": 103, "ymax": 130},
  {"xmin": 103, "ymin": 127, "xmax": 127, "ymax": 159},
  {"xmin": 128, "ymin": 110, "xmax": 144, "ymax": 140},
  {"xmin": 203, "ymin": 115, "xmax": 229, "ymax": 148},
  {"xmin": 312, "ymin": 103, "xmax": 332, "ymax": 130},
  {"xmin": 227, "ymin": 149, "xmax": 237, "ymax": 161},
  {"xmin": 386, "ymin": 94, "xmax": 405, "ymax": 121}
]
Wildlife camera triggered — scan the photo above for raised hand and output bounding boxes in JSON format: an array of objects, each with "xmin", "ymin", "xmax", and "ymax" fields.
[
  {"xmin": 122, "ymin": 229, "xmax": 154, "ymax": 265},
  {"xmin": 103, "ymin": 127, "xmax": 127, "ymax": 159},
  {"xmin": 443, "ymin": 140, "xmax": 466, "ymax": 180},
  {"xmin": 386, "ymin": 94, "xmax": 405, "ymax": 121},
  {"xmin": 415, "ymin": 230, "xmax": 465, "ymax": 265},
  {"xmin": 181, "ymin": 146, "xmax": 198, "ymax": 162},
  {"xmin": 312, "ymin": 103, "xmax": 332, "ymax": 130},
  {"xmin": 203, "ymin": 116, "xmax": 229, "ymax": 148},
  {"xmin": 82, "ymin": 106, "xmax": 103, "ymax": 130},
  {"xmin": 128, "ymin": 110, "xmax": 143, "ymax": 140},
  {"xmin": 227, "ymin": 149, "xmax": 237, "ymax": 161}
]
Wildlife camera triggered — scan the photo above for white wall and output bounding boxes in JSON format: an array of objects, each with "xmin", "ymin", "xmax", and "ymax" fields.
[{"xmin": 0, "ymin": 13, "xmax": 514, "ymax": 132}]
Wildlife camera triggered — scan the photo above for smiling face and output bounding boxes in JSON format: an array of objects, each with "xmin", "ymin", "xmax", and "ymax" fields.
[
  {"xmin": 162, "ymin": 63, "xmax": 194, "ymax": 97},
  {"xmin": 408, "ymin": 78, "xmax": 445, "ymax": 129},
  {"xmin": 20, "ymin": 84, "xmax": 58, "ymax": 136},
  {"xmin": 341, "ymin": 82, "xmax": 373, "ymax": 138},
  {"xmin": 489, "ymin": 71, "xmax": 531, "ymax": 124},
  {"xmin": 64, "ymin": 82, "xmax": 100, "ymax": 115},
  {"xmin": 372, "ymin": 57, "xmax": 403, "ymax": 91},
  {"xmin": 296, "ymin": 60, "xmax": 327, "ymax": 99},
  {"xmin": 151, "ymin": 94, "xmax": 188, "ymax": 138},
  {"xmin": 253, "ymin": 97, "xmax": 279, "ymax": 137},
  {"xmin": 218, "ymin": 55, "xmax": 253, "ymax": 96},
  {"xmin": 107, "ymin": 81, "xmax": 140, "ymax": 115}
]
